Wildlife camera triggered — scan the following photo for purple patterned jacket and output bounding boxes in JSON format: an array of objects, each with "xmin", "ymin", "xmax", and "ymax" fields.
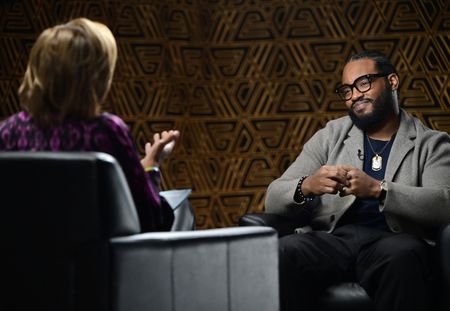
[{"xmin": 0, "ymin": 111, "xmax": 174, "ymax": 232}]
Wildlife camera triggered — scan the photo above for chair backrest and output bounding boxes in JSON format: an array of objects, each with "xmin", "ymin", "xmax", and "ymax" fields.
[{"xmin": 1, "ymin": 152, "xmax": 140, "ymax": 311}]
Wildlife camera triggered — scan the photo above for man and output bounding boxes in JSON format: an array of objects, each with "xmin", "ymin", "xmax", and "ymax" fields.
[{"xmin": 265, "ymin": 50, "xmax": 450, "ymax": 311}]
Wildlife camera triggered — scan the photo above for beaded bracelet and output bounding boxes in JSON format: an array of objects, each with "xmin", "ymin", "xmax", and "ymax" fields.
[{"xmin": 294, "ymin": 175, "xmax": 315, "ymax": 204}]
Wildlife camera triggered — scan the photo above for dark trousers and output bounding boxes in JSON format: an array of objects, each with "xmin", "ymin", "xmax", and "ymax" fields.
[{"xmin": 279, "ymin": 225, "xmax": 434, "ymax": 311}]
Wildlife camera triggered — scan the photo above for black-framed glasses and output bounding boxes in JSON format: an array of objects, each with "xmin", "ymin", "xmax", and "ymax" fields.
[{"xmin": 335, "ymin": 73, "xmax": 390, "ymax": 101}]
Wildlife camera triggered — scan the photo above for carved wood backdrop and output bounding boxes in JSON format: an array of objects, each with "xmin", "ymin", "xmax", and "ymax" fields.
[{"xmin": 1, "ymin": 0, "xmax": 449, "ymax": 228}]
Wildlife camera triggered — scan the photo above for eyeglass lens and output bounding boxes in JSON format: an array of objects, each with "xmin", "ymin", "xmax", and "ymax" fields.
[{"xmin": 337, "ymin": 76, "xmax": 372, "ymax": 100}]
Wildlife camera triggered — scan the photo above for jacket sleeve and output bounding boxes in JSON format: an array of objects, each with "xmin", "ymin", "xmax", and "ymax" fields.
[
  {"xmin": 265, "ymin": 125, "xmax": 330, "ymax": 218},
  {"xmin": 103, "ymin": 115, "xmax": 174, "ymax": 232},
  {"xmin": 382, "ymin": 130, "xmax": 450, "ymax": 230}
]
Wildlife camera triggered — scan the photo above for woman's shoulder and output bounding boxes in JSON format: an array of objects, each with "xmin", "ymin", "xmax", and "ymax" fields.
[
  {"xmin": 97, "ymin": 112, "xmax": 129, "ymax": 133},
  {"xmin": 0, "ymin": 111, "xmax": 32, "ymax": 129}
]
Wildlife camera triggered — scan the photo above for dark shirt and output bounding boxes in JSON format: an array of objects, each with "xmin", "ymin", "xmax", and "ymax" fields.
[
  {"xmin": 0, "ymin": 111, "xmax": 174, "ymax": 232},
  {"xmin": 337, "ymin": 134, "xmax": 395, "ymax": 230}
]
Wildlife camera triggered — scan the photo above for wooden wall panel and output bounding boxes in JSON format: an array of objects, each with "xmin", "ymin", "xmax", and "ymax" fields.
[{"xmin": 1, "ymin": 0, "xmax": 449, "ymax": 228}]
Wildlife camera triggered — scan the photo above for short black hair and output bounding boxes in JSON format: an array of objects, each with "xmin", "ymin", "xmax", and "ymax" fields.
[{"xmin": 347, "ymin": 50, "xmax": 397, "ymax": 75}]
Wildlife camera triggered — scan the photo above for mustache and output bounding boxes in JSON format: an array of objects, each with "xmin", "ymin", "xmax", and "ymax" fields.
[{"xmin": 351, "ymin": 98, "xmax": 373, "ymax": 110}]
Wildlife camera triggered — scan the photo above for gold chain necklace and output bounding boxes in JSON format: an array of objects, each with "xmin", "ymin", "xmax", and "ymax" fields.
[{"xmin": 366, "ymin": 134, "xmax": 393, "ymax": 171}]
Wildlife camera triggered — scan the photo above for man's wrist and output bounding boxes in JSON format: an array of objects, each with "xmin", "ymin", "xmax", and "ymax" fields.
[
  {"xmin": 378, "ymin": 179, "xmax": 387, "ymax": 203},
  {"xmin": 294, "ymin": 176, "xmax": 315, "ymax": 204}
]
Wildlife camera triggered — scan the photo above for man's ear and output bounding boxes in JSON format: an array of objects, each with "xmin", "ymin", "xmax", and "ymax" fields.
[{"xmin": 388, "ymin": 73, "xmax": 399, "ymax": 91}]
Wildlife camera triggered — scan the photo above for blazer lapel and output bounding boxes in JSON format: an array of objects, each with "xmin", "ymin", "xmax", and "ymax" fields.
[
  {"xmin": 344, "ymin": 125, "xmax": 364, "ymax": 169},
  {"xmin": 384, "ymin": 110, "xmax": 416, "ymax": 181},
  {"xmin": 342, "ymin": 109, "xmax": 415, "ymax": 178}
]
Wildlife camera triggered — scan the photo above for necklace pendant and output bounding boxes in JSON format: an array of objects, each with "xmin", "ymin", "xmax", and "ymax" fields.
[{"xmin": 372, "ymin": 155, "xmax": 382, "ymax": 171}]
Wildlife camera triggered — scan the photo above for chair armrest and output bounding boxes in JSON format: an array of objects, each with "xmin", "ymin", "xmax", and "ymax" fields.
[
  {"xmin": 239, "ymin": 213, "xmax": 306, "ymax": 237},
  {"xmin": 110, "ymin": 227, "xmax": 279, "ymax": 311}
]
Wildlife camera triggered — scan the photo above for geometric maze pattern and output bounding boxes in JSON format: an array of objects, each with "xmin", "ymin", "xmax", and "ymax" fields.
[{"xmin": 1, "ymin": 0, "xmax": 450, "ymax": 228}]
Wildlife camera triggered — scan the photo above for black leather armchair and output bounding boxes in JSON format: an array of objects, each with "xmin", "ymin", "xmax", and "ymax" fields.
[
  {"xmin": 2, "ymin": 152, "xmax": 279, "ymax": 311},
  {"xmin": 240, "ymin": 212, "xmax": 450, "ymax": 311}
]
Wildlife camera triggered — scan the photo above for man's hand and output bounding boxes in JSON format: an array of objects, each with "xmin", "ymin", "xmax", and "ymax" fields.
[
  {"xmin": 302, "ymin": 165, "xmax": 351, "ymax": 196},
  {"xmin": 338, "ymin": 165, "xmax": 381, "ymax": 199}
]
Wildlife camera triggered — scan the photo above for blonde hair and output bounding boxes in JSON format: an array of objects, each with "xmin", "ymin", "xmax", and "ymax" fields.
[{"xmin": 19, "ymin": 17, "xmax": 117, "ymax": 126}]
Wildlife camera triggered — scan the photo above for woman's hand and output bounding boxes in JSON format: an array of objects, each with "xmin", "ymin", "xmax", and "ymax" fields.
[{"xmin": 140, "ymin": 130, "xmax": 180, "ymax": 169}]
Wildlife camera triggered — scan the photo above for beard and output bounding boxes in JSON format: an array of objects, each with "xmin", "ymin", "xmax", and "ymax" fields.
[{"xmin": 348, "ymin": 87, "xmax": 395, "ymax": 131}]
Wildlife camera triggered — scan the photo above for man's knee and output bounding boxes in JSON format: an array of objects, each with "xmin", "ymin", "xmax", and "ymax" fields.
[
  {"xmin": 279, "ymin": 234, "xmax": 309, "ymax": 265},
  {"xmin": 378, "ymin": 234, "xmax": 428, "ymax": 259},
  {"xmin": 371, "ymin": 234, "xmax": 431, "ymax": 277}
]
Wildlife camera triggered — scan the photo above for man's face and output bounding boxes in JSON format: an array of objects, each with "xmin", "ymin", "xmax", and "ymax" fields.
[{"xmin": 341, "ymin": 58, "xmax": 395, "ymax": 131}]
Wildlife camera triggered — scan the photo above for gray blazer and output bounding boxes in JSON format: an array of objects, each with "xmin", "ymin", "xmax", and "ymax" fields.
[{"xmin": 265, "ymin": 109, "xmax": 450, "ymax": 239}]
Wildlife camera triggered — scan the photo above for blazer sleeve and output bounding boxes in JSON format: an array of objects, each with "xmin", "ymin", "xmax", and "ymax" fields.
[
  {"xmin": 382, "ymin": 130, "xmax": 450, "ymax": 229},
  {"xmin": 265, "ymin": 125, "xmax": 330, "ymax": 217}
]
